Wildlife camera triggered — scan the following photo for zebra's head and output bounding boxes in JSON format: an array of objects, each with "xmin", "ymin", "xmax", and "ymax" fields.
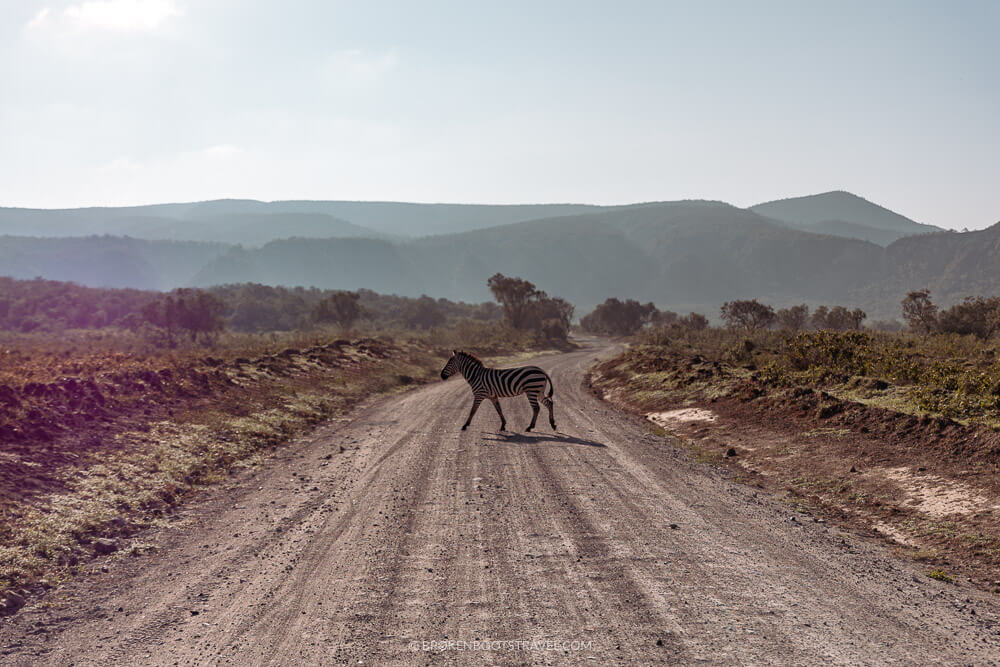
[
  {"xmin": 440, "ymin": 350, "xmax": 461, "ymax": 380},
  {"xmin": 441, "ymin": 350, "xmax": 482, "ymax": 380}
]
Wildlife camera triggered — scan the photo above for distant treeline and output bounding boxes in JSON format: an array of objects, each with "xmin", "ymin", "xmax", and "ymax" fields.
[
  {"xmin": 713, "ymin": 294, "xmax": 1000, "ymax": 340},
  {"xmin": 579, "ymin": 298, "xmax": 883, "ymax": 336},
  {"xmin": 0, "ymin": 277, "xmax": 157, "ymax": 332},
  {"xmin": 208, "ymin": 284, "xmax": 500, "ymax": 332},
  {"xmin": 582, "ymin": 292, "xmax": 1000, "ymax": 341},
  {"xmin": 578, "ymin": 297, "xmax": 913, "ymax": 337},
  {"xmin": 0, "ymin": 277, "xmax": 499, "ymax": 335}
]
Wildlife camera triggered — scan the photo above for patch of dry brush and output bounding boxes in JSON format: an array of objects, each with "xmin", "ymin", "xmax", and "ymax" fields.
[{"xmin": 590, "ymin": 330, "xmax": 1000, "ymax": 593}]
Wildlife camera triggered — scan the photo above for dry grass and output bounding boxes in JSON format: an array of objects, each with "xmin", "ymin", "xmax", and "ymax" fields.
[
  {"xmin": 590, "ymin": 331, "xmax": 1000, "ymax": 594},
  {"xmin": 0, "ymin": 323, "xmax": 548, "ymax": 608},
  {"xmin": 634, "ymin": 326, "xmax": 1000, "ymax": 427}
]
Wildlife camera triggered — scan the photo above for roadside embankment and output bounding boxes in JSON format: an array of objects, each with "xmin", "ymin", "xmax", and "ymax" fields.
[{"xmin": 589, "ymin": 344, "xmax": 1000, "ymax": 594}]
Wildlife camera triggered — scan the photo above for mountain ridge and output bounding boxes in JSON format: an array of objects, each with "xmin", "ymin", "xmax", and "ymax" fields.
[
  {"xmin": 2, "ymin": 191, "xmax": 944, "ymax": 246},
  {"xmin": 2, "ymin": 195, "xmax": 991, "ymax": 322},
  {"xmin": 750, "ymin": 190, "xmax": 942, "ymax": 245}
]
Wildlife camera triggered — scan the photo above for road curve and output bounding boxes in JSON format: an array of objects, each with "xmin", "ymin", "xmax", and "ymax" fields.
[{"xmin": 3, "ymin": 338, "xmax": 999, "ymax": 665}]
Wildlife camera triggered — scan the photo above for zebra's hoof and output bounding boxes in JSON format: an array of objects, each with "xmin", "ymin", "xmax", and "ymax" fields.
[{"xmin": 461, "ymin": 425, "xmax": 468, "ymax": 431}]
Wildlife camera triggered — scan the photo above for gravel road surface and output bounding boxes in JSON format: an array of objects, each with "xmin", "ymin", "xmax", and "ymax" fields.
[{"xmin": 3, "ymin": 338, "xmax": 999, "ymax": 665}]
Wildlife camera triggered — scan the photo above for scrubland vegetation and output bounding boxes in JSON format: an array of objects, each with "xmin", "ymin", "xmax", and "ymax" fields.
[
  {"xmin": 631, "ymin": 326, "xmax": 1000, "ymax": 427},
  {"xmin": 619, "ymin": 291, "xmax": 1000, "ymax": 427},
  {"xmin": 0, "ymin": 277, "xmax": 500, "ymax": 336},
  {"xmin": 589, "ymin": 290, "xmax": 1000, "ymax": 591}
]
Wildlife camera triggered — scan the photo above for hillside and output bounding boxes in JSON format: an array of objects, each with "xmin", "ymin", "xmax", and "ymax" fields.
[
  {"xmin": 257, "ymin": 201, "xmax": 599, "ymax": 236},
  {"xmin": 1, "ymin": 199, "xmax": 994, "ymax": 318},
  {"xmin": 190, "ymin": 202, "xmax": 886, "ymax": 310},
  {"xmin": 0, "ymin": 206, "xmax": 377, "ymax": 247},
  {"xmin": 850, "ymin": 223, "xmax": 1000, "ymax": 314},
  {"xmin": 0, "ymin": 200, "xmax": 597, "ymax": 243},
  {"xmin": 0, "ymin": 236, "xmax": 228, "ymax": 290},
  {"xmin": 751, "ymin": 191, "xmax": 942, "ymax": 245},
  {"xmin": 121, "ymin": 212, "xmax": 377, "ymax": 245},
  {"xmin": 2, "ymin": 192, "xmax": 939, "ymax": 247},
  {"xmin": 192, "ymin": 238, "xmax": 422, "ymax": 295}
]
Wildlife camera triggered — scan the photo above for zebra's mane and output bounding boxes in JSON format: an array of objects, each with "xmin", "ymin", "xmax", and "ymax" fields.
[{"xmin": 457, "ymin": 350, "xmax": 484, "ymax": 367}]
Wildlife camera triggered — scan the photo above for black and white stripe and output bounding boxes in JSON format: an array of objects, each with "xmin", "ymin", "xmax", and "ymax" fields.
[{"xmin": 441, "ymin": 350, "xmax": 556, "ymax": 432}]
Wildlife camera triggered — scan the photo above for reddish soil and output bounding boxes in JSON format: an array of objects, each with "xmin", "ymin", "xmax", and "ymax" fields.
[{"xmin": 0, "ymin": 339, "xmax": 397, "ymax": 511}]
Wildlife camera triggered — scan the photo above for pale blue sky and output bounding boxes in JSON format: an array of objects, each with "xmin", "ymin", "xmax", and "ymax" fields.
[{"xmin": 1, "ymin": 0, "xmax": 997, "ymax": 229}]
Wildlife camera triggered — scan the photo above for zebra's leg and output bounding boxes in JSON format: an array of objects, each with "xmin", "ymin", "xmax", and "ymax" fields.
[
  {"xmin": 462, "ymin": 396, "xmax": 483, "ymax": 431},
  {"xmin": 525, "ymin": 393, "xmax": 540, "ymax": 432},
  {"xmin": 489, "ymin": 397, "xmax": 507, "ymax": 431},
  {"xmin": 542, "ymin": 395, "xmax": 556, "ymax": 430}
]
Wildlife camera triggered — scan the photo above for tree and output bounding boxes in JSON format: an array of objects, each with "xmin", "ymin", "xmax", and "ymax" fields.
[
  {"xmin": 485, "ymin": 274, "xmax": 573, "ymax": 341},
  {"xmin": 848, "ymin": 308, "xmax": 866, "ymax": 330},
  {"xmin": 650, "ymin": 310, "xmax": 679, "ymax": 327},
  {"xmin": 901, "ymin": 289, "xmax": 938, "ymax": 334},
  {"xmin": 775, "ymin": 304, "xmax": 809, "ymax": 331},
  {"xmin": 720, "ymin": 299, "xmax": 775, "ymax": 331},
  {"xmin": 810, "ymin": 305, "xmax": 830, "ymax": 330},
  {"xmin": 937, "ymin": 296, "xmax": 1000, "ymax": 339},
  {"xmin": 402, "ymin": 295, "xmax": 446, "ymax": 330},
  {"xmin": 679, "ymin": 312, "xmax": 709, "ymax": 330},
  {"xmin": 140, "ymin": 289, "xmax": 225, "ymax": 343},
  {"xmin": 529, "ymin": 295, "xmax": 574, "ymax": 341},
  {"xmin": 580, "ymin": 298, "xmax": 659, "ymax": 336},
  {"xmin": 173, "ymin": 289, "xmax": 226, "ymax": 341},
  {"xmin": 487, "ymin": 273, "xmax": 540, "ymax": 330},
  {"xmin": 312, "ymin": 291, "xmax": 364, "ymax": 330},
  {"xmin": 824, "ymin": 306, "xmax": 866, "ymax": 331},
  {"xmin": 141, "ymin": 297, "xmax": 174, "ymax": 342}
]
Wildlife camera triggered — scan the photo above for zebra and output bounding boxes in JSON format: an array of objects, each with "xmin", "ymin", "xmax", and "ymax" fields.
[{"xmin": 440, "ymin": 350, "xmax": 556, "ymax": 432}]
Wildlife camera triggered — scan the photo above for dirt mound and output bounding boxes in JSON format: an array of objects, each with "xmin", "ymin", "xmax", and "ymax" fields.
[{"xmin": 0, "ymin": 340, "xmax": 411, "ymax": 546}]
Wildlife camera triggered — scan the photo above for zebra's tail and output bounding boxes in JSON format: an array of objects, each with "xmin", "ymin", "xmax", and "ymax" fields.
[{"xmin": 544, "ymin": 371, "xmax": 554, "ymax": 398}]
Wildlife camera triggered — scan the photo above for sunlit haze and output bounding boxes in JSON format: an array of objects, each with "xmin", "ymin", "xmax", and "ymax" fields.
[{"xmin": 1, "ymin": 0, "xmax": 997, "ymax": 229}]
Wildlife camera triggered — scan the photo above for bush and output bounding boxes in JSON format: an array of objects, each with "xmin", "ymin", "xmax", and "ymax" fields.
[
  {"xmin": 720, "ymin": 299, "xmax": 775, "ymax": 331},
  {"xmin": 937, "ymin": 297, "xmax": 1000, "ymax": 339},
  {"xmin": 312, "ymin": 291, "xmax": 364, "ymax": 330},
  {"xmin": 810, "ymin": 305, "xmax": 866, "ymax": 331},
  {"xmin": 776, "ymin": 304, "xmax": 809, "ymax": 331},
  {"xmin": 580, "ymin": 298, "xmax": 660, "ymax": 336}
]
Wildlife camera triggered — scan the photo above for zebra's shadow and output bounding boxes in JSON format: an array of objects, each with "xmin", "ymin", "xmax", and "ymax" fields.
[{"xmin": 480, "ymin": 431, "xmax": 607, "ymax": 448}]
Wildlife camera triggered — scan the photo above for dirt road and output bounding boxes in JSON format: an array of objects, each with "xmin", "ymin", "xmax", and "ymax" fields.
[{"xmin": 3, "ymin": 338, "xmax": 1000, "ymax": 664}]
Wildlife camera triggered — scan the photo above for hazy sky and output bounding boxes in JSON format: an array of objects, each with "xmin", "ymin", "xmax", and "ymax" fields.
[{"xmin": 1, "ymin": 0, "xmax": 997, "ymax": 229}]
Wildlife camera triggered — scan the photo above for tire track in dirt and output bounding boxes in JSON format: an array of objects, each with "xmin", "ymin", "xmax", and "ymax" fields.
[
  {"xmin": 560, "ymin": 351, "xmax": 988, "ymax": 663},
  {"xmin": 523, "ymin": 442, "xmax": 688, "ymax": 659},
  {"xmin": 3, "ymin": 338, "xmax": 1000, "ymax": 665}
]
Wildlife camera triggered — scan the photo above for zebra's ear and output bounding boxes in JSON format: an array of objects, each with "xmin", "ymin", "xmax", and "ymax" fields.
[{"xmin": 453, "ymin": 349, "xmax": 458, "ymax": 355}]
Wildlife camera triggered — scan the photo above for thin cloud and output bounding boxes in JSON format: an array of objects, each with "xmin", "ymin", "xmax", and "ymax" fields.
[
  {"xmin": 26, "ymin": 8, "xmax": 51, "ymax": 29},
  {"xmin": 28, "ymin": 0, "xmax": 182, "ymax": 32}
]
